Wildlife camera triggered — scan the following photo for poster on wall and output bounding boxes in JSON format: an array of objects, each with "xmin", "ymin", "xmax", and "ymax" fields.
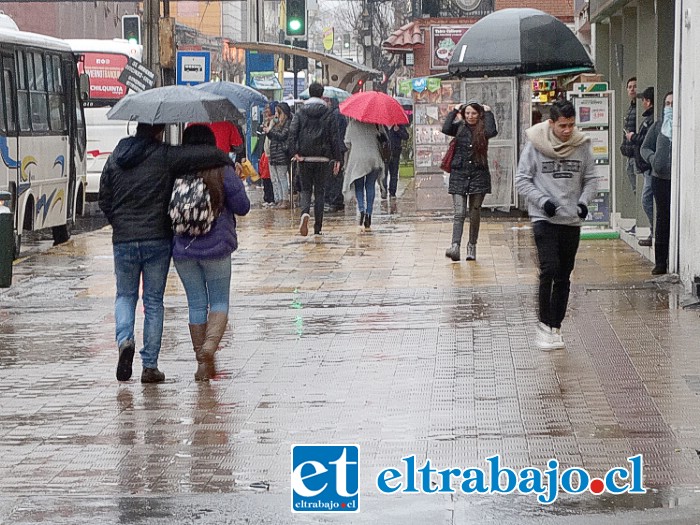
[
  {"xmin": 430, "ymin": 26, "xmax": 469, "ymax": 70},
  {"xmin": 574, "ymin": 96, "xmax": 609, "ymax": 127}
]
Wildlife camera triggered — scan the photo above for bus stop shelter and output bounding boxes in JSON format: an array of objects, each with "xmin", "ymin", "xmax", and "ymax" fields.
[{"xmin": 230, "ymin": 42, "xmax": 380, "ymax": 93}]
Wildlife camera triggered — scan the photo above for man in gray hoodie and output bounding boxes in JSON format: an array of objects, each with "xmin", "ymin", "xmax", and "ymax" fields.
[{"xmin": 515, "ymin": 100, "xmax": 599, "ymax": 350}]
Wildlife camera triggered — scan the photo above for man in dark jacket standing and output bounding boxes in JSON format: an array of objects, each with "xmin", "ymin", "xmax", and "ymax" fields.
[
  {"xmin": 288, "ymin": 82, "xmax": 341, "ymax": 236},
  {"xmin": 99, "ymin": 123, "xmax": 231, "ymax": 384},
  {"xmin": 383, "ymin": 124, "xmax": 409, "ymax": 199},
  {"xmin": 627, "ymin": 86, "xmax": 654, "ymax": 246},
  {"xmin": 620, "ymin": 77, "xmax": 637, "ymax": 198}
]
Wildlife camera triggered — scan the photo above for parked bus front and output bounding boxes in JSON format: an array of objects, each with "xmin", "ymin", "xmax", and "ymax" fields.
[
  {"xmin": 0, "ymin": 16, "xmax": 87, "ymax": 258},
  {"xmin": 66, "ymin": 39, "xmax": 142, "ymax": 201}
]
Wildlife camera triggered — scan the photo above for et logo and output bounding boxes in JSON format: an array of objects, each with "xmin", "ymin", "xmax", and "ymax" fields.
[{"xmin": 291, "ymin": 445, "xmax": 360, "ymax": 513}]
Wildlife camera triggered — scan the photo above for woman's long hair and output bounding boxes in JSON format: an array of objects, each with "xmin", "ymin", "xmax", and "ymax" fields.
[
  {"xmin": 460, "ymin": 103, "xmax": 488, "ymax": 166},
  {"xmin": 182, "ymin": 124, "xmax": 225, "ymax": 215}
]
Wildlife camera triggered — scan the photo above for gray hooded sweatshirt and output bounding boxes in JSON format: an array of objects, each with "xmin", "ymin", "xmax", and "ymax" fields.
[{"xmin": 515, "ymin": 121, "xmax": 599, "ymax": 225}]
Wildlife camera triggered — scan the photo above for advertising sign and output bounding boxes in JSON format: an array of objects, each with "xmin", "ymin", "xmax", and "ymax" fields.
[
  {"xmin": 117, "ymin": 57, "xmax": 156, "ymax": 93},
  {"xmin": 430, "ymin": 26, "xmax": 469, "ymax": 70},
  {"xmin": 574, "ymin": 97, "xmax": 609, "ymax": 127},
  {"xmin": 77, "ymin": 52, "xmax": 129, "ymax": 100}
]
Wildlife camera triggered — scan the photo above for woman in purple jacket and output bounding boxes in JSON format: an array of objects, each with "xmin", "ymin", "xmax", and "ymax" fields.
[{"xmin": 174, "ymin": 125, "xmax": 251, "ymax": 380}]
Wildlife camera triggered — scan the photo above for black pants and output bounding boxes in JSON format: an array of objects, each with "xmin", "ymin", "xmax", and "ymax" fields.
[
  {"xmin": 325, "ymin": 167, "xmax": 344, "ymax": 207},
  {"xmin": 384, "ymin": 153, "xmax": 401, "ymax": 196},
  {"xmin": 299, "ymin": 162, "xmax": 330, "ymax": 233},
  {"xmin": 262, "ymin": 178, "xmax": 274, "ymax": 203},
  {"xmin": 533, "ymin": 222, "xmax": 581, "ymax": 329},
  {"xmin": 652, "ymin": 176, "xmax": 671, "ymax": 270}
]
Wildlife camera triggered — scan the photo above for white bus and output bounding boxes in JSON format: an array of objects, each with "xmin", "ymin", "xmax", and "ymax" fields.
[
  {"xmin": 66, "ymin": 39, "xmax": 142, "ymax": 200},
  {"xmin": 0, "ymin": 16, "xmax": 87, "ymax": 258}
]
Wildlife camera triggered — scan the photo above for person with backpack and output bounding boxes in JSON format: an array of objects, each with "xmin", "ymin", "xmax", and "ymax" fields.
[
  {"xmin": 172, "ymin": 125, "xmax": 251, "ymax": 381},
  {"xmin": 287, "ymin": 83, "xmax": 341, "ymax": 236},
  {"xmin": 343, "ymin": 119, "xmax": 387, "ymax": 231},
  {"xmin": 99, "ymin": 123, "xmax": 232, "ymax": 384}
]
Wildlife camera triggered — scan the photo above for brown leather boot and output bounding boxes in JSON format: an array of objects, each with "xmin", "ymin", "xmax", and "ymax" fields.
[
  {"xmin": 196, "ymin": 312, "xmax": 228, "ymax": 381},
  {"xmin": 188, "ymin": 323, "xmax": 207, "ymax": 381}
]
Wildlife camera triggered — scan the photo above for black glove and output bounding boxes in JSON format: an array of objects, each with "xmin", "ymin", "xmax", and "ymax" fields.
[
  {"xmin": 543, "ymin": 200, "xmax": 557, "ymax": 218},
  {"xmin": 577, "ymin": 203, "xmax": 588, "ymax": 219}
]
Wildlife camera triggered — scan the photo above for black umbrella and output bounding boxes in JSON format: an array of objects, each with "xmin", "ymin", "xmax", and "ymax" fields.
[{"xmin": 448, "ymin": 8, "xmax": 593, "ymax": 78}]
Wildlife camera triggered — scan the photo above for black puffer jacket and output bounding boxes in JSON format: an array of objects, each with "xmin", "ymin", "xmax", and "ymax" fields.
[
  {"xmin": 287, "ymin": 99, "xmax": 341, "ymax": 161},
  {"xmin": 632, "ymin": 107, "xmax": 654, "ymax": 173},
  {"xmin": 442, "ymin": 109, "xmax": 498, "ymax": 195},
  {"xmin": 99, "ymin": 136, "xmax": 231, "ymax": 244},
  {"xmin": 620, "ymin": 101, "xmax": 637, "ymax": 158},
  {"xmin": 266, "ymin": 119, "xmax": 291, "ymax": 166}
]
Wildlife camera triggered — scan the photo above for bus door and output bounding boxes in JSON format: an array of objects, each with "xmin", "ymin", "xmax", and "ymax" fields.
[
  {"xmin": 64, "ymin": 56, "xmax": 85, "ymax": 222},
  {"xmin": 0, "ymin": 52, "xmax": 19, "ymax": 240}
]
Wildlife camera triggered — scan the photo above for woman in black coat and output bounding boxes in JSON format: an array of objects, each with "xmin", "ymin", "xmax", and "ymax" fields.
[{"xmin": 442, "ymin": 100, "xmax": 497, "ymax": 262}]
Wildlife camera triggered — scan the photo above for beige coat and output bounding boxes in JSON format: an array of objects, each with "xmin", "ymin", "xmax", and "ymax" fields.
[{"xmin": 342, "ymin": 119, "xmax": 385, "ymax": 196}]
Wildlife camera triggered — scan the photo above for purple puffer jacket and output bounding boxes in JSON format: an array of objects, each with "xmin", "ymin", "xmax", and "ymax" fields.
[{"xmin": 172, "ymin": 165, "xmax": 250, "ymax": 260}]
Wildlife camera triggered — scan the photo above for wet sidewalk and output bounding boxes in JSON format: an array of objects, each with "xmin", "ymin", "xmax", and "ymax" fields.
[{"xmin": 2, "ymin": 180, "xmax": 700, "ymax": 523}]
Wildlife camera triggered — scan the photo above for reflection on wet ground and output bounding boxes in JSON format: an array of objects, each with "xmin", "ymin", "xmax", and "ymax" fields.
[{"xmin": 2, "ymin": 181, "xmax": 700, "ymax": 522}]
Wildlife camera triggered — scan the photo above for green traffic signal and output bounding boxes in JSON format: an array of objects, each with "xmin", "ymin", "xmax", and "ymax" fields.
[
  {"xmin": 285, "ymin": 0, "xmax": 305, "ymax": 36},
  {"xmin": 288, "ymin": 19, "xmax": 302, "ymax": 33}
]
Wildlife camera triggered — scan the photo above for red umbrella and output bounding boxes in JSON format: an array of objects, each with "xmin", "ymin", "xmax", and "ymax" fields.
[{"xmin": 339, "ymin": 91, "xmax": 410, "ymax": 126}]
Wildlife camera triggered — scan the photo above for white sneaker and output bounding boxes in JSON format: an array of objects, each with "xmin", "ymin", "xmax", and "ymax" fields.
[
  {"xmin": 299, "ymin": 213, "xmax": 310, "ymax": 236},
  {"xmin": 536, "ymin": 322, "xmax": 558, "ymax": 350},
  {"xmin": 550, "ymin": 327, "xmax": 566, "ymax": 349}
]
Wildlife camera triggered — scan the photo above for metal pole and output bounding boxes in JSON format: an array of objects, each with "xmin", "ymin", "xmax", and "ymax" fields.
[
  {"xmin": 293, "ymin": 38, "xmax": 299, "ymax": 99},
  {"xmin": 143, "ymin": 0, "xmax": 161, "ymax": 86}
]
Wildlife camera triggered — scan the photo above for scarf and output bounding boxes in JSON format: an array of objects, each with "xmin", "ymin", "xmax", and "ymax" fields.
[
  {"xmin": 525, "ymin": 121, "xmax": 589, "ymax": 159},
  {"xmin": 661, "ymin": 106, "xmax": 673, "ymax": 141}
]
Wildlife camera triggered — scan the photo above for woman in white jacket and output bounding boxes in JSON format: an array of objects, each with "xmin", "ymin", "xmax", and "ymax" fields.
[{"xmin": 343, "ymin": 119, "xmax": 386, "ymax": 230}]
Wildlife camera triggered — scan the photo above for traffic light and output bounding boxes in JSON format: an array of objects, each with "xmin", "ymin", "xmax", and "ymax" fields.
[
  {"xmin": 122, "ymin": 15, "xmax": 141, "ymax": 45},
  {"xmin": 286, "ymin": 0, "xmax": 306, "ymax": 37}
]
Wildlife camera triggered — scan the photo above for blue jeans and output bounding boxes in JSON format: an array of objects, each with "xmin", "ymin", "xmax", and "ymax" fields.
[
  {"xmin": 113, "ymin": 239, "xmax": 172, "ymax": 369},
  {"xmin": 641, "ymin": 170, "xmax": 654, "ymax": 234},
  {"xmin": 354, "ymin": 169, "xmax": 380, "ymax": 215},
  {"xmin": 174, "ymin": 256, "xmax": 232, "ymax": 324}
]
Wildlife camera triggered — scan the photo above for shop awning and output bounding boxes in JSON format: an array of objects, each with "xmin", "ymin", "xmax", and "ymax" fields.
[
  {"xmin": 382, "ymin": 22, "xmax": 424, "ymax": 52},
  {"xmin": 249, "ymin": 72, "xmax": 283, "ymax": 91}
]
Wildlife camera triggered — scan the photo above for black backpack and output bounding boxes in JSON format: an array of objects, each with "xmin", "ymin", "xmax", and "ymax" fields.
[
  {"xmin": 169, "ymin": 174, "xmax": 217, "ymax": 237},
  {"xmin": 297, "ymin": 112, "xmax": 330, "ymax": 156}
]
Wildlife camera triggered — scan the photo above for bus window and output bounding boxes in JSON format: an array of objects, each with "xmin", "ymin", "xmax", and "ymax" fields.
[
  {"xmin": 3, "ymin": 58, "xmax": 15, "ymax": 133},
  {"xmin": 16, "ymin": 51, "xmax": 30, "ymax": 131},
  {"xmin": 52, "ymin": 56, "xmax": 63, "ymax": 91},
  {"xmin": 47, "ymin": 54, "xmax": 65, "ymax": 131},
  {"xmin": 0, "ymin": 73, "xmax": 5, "ymax": 133},
  {"xmin": 29, "ymin": 52, "xmax": 49, "ymax": 132}
]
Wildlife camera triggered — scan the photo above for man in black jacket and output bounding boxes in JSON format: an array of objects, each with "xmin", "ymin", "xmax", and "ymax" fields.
[
  {"xmin": 99, "ymin": 123, "xmax": 231, "ymax": 383},
  {"xmin": 287, "ymin": 83, "xmax": 341, "ymax": 236},
  {"xmin": 626, "ymin": 86, "xmax": 654, "ymax": 246},
  {"xmin": 620, "ymin": 77, "xmax": 637, "ymax": 197}
]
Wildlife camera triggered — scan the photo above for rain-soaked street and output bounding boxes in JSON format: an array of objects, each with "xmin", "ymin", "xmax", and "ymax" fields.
[{"xmin": 2, "ymin": 180, "xmax": 700, "ymax": 524}]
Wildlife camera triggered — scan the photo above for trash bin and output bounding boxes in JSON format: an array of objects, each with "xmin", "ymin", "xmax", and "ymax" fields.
[{"xmin": 0, "ymin": 191, "xmax": 13, "ymax": 288}]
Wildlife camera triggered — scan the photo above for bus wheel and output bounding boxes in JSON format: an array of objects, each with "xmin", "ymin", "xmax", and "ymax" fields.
[{"xmin": 52, "ymin": 223, "xmax": 71, "ymax": 246}]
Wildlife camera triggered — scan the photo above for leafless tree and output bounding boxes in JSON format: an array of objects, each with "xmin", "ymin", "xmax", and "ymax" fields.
[{"xmin": 315, "ymin": 0, "xmax": 411, "ymax": 91}]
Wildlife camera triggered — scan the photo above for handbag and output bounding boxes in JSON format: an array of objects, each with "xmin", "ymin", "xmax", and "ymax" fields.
[
  {"xmin": 240, "ymin": 158, "xmax": 260, "ymax": 182},
  {"xmin": 440, "ymin": 138, "xmax": 457, "ymax": 173}
]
